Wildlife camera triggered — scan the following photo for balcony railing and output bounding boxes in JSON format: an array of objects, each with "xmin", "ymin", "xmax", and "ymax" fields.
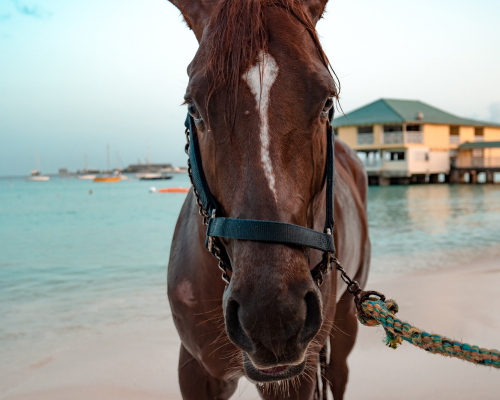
[
  {"xmin": 474, "ymin": 136, "xmax": 485, "ymax": 142},
  {"xmin": 382, "ymin": 131, "xmax": 404, "ymax": 144},
  {"xmin": 449, "ymin": 135, "xmax": 460, "ymax": 145},
  {"xmin": 357, "ymin": 133, "xmax": 374, "ymax": 145},
  {"xmin": 455, "ymin": 157, "xmax": 500, "ymax": 168},
  {"xmin": 406, "ymin": 131, "xmax": 424, "ymax": 144}
]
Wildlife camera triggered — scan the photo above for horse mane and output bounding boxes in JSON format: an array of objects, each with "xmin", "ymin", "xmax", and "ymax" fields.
[{"xmin": 204, "ymin": 0, "xmax": 338, "ymax": 129}]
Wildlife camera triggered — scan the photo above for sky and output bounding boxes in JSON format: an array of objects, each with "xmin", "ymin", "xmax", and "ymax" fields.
[{"xmin": 1, "ymin": 0, "xmax": 499, "ymax": 175}]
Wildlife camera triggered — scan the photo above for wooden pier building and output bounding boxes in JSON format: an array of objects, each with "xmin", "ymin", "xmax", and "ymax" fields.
[
  {"xmin": 451, "ymin": 141, "xmax": 500, "ymax": 183},
  {"xmin": 332, "ymin": 99, "xmax": 500, "ymax": 185}
]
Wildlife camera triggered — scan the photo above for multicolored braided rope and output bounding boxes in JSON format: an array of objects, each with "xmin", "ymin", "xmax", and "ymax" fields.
[{"xmin": 356, "ymin": 297, "xmax": 500, "ymax": 368}]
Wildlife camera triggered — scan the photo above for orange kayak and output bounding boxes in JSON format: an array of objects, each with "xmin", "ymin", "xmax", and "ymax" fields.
[
  {"xmin": 158, "ymin": 187, "xmax": 190, "ymax": 193},
  {"xmin": 94, "ymin": 177, "xmax": 121, "ymax": 182}
]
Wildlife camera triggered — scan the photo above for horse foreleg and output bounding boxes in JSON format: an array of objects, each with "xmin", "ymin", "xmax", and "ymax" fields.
[
  {"xmin": 327, "ymin": 291, "xmax": 358, "ymax": 400},
  {"xmin": 178, "ymin": 344, "xmax": 238, "ymax": 400}
]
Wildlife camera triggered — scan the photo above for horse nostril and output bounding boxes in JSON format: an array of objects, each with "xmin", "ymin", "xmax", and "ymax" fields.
[
  {"xmin": 299, "ymin": 290, "xmax": 323, "ymax": 344},
  {"xmin": 224, "ymin": 298, "xmax": 254, "ymax": 353}
]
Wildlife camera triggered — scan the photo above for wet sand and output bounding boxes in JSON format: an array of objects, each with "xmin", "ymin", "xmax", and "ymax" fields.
[{"xmin": 2, "ymin": 257, "xmax": 499, "ymax": 400}]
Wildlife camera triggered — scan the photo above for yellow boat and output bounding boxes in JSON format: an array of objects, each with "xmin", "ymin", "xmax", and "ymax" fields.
[{"xmin": 94, "ymin": 176, "xmax": 121, "ymax": 182}]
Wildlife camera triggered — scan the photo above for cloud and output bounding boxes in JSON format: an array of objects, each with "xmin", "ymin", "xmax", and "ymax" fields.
[
  {"xmin": 0, "ymin": 14, "xmax": 12, "ymax": 21},
  {"xmin": 10, "ymin": 0, "xmax": 52, "ymax": 19},
  {"xmin": 489, "ymin": 102, "xmax": 500, "ymax": 123}
]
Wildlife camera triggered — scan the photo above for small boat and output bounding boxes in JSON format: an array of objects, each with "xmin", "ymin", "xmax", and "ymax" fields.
[
  {"xmin": 25, "ymin": 170, "xmax": 50, "ymax": 182},
  {"xmin": 78, "ymin": 156, "xmax": 97, "ymax": 180},
  {"xmin": 26, "ymin": 152, "xmax": 50, "ymax": 181},
  {"xmin": 94, "ymin": 176, "xmax": 121, "ymax": 182},
  {"xmin": 158, "ymin": 187, "xmax": 189, "ymax": 193},
  {"xmin": 139, "ymin": 173, "xmax": 173, "ymax": 181}
]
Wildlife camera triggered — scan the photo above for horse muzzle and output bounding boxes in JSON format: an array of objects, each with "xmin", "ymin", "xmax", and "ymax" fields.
[{"xmin": 223, "ymin": 280, "xmax": 323, "ymax": 382}]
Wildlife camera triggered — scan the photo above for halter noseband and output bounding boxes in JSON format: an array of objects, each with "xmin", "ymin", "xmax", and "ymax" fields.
[{"xmin": 184, "ymin": 108, "xmax": 336, "ymax": 286}]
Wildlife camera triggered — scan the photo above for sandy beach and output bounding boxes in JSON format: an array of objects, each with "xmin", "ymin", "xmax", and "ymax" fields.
[{"xmin": 2, "ymin": 257, "xmax": 499, "ymax": 400}]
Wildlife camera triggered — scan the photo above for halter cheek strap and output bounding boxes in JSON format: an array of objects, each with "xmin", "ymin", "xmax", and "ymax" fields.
[{"xmin": 184, "ymin": 107, "xmax": 336, "ymax": 286}]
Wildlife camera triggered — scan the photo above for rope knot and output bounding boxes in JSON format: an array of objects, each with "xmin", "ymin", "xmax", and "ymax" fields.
[
  {"xmin": 356, "ymin": 297, "xmax": 403, "ymax": 349},
  {"xmin": 349, "ymin": 287, "xmax": 500, "ymax": 367}
]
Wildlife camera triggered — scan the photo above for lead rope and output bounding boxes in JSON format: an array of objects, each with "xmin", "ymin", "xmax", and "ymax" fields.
[
  {"xmin": 338, "ymin": 265, "xmax": 500, "ymax": 368},
  {"xmin": 355, "ymin": 294, "xmax": 500, "ymax": 368},
  {"xmin": 314, "ymin": 262, "xmax": 500, "ymax": 400}
]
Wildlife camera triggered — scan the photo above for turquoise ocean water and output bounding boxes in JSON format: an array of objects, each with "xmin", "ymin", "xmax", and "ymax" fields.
[{"xmin": 2, "ymin": 176, "xmax": 500, "ymax": 375}]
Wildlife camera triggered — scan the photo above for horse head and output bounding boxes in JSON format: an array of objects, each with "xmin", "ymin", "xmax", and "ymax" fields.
[{"xmin": 170, "ymin": 0, "xmax": 336, "ymax": 383}]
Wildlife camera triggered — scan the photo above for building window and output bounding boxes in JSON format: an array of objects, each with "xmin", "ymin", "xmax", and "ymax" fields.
[
  {"xmin": 358, "ymin": 126, "xmax": 373, "ymax": 134},
  {"xmin": 406, "ymin": 125, "xmax": 421, "ymax": 131},
  {"xmin": 385, "ymin": 151, "xmax": 405, "ymax": 161},
  {"xmin": 333, "ymin": 128, "xmax": 338, "ymax": 136},
  {"xmin": 383, "ymin": 125, "xmax": 403, "ymax": 132},
  {"xmin": 449, "ymin": 126, "xmax": 460, "ymax": 144},
  {"xmin": 357, "ymin": 150, "xmax": 381, "ymax": 168},
  {"xmin": 474, "ymin": 127, "xmax": 484, "ymax": 142}
]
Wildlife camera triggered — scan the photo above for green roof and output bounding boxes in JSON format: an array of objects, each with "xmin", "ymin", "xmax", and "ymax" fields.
[
  {"xmin": 332, "ymin": 99, "xmax": 500, "ymax": 128},
  {"xmin": 458, "ymin": 141, "xmax": 500, "ymax": 150}
]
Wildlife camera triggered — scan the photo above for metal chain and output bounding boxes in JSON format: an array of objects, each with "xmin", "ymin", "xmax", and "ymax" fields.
[
  {"xmin": 209, "ymin": 235, "xmax": 231, "ymax": 284},
  {"xmin": 185, "ymin": 127, "xmax": 230, "ymax": 284},
  {"xmin": 185, "ymin": 127, "xmax": 211, "ymax": 226},
  {"xmin": 331, "ymin": 256, "xmax": 361, "ymax": 295}
]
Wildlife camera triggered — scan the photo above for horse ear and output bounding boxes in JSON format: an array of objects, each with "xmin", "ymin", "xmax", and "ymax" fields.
[
  {"xmin": 168, "ymin": 0, "xmax": 218, "ymax": 42},
  {"xmin": 301, "ymin": 0, "xmax": 329, "ymax": 25}
]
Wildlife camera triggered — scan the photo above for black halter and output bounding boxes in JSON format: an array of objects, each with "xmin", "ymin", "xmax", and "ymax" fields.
[{"xmin": 184, "ymin": 108, "xmax": 336, "ymax": 286}]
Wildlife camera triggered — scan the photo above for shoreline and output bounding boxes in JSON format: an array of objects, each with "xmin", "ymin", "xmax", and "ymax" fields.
[{"xmin": 2, "ymin": 257, "xmax": 499, "ymax": 400}]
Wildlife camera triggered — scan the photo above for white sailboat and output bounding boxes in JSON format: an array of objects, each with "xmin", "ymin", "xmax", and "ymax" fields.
[
  {"xmin": 25, "ymin": 151, "xmax": 50, "ymax": 181},
  {"xmin": 77, "ymin": 155, "xmax": 97, "ymax": 180},
  {"xmin": 116, "ymin": 151, "xmax": 128, "ymax": 180},
  {"xmin": 134, "ymin": 143, "xmax": 171, "ymax": 180}
]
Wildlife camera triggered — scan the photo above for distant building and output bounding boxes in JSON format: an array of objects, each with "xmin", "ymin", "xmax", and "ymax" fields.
[
  {"xmin": 332, "ymin": 99, "xmax": 500, "ymax": 185},
  {"xmin": 122, "ymin": 163, "xmax": 173, "ymax": 173},
  {"xmin": 454, "ymin": 141, "xmax": 500, "ymax": 183},
  {"xmin": 77, "ymin": 168, "xmax": 100, "ymax": 174},
  {"xmin": 59, "ymin": 168, "xmax": 69, "ymax": 175}
]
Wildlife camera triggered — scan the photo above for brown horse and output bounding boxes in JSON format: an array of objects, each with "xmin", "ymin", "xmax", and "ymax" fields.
[{"xmin": 167, "ymin": 0, "xmax": 370, "ymax": 398}]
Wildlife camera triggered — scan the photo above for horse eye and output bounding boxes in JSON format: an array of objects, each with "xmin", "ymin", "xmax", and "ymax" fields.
[
  {"xmin": 322, "ymin": 97, "xmax": 334, "ymax": 114},
  {"xmin": 187, "ymin": 102, "xmax": 202, "ymax": 122}
]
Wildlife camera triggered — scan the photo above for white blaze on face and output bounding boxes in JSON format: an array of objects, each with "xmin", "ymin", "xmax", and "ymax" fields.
[{"xmin": 243, "ymin": 51, "xmax": 279, "ymax": 201}]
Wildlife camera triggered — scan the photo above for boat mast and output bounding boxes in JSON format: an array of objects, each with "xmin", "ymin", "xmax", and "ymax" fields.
[
  {"xmin": 116, "ymin": 151, "xmax": 119, "ymax": 171},
  {"xmin": 106, "ymin": 144, "xmax": 110, "ymax": 173},
  {"xmin": 147, "ymin": 142, "xmax": 150, "ymax": 172},
  {"xmin": 84, "ymin": 155, "xmax": 88, "ymax": 173},
  {"xmin": 35, "ymin": 150, "xmax": 41, "ymax": 173}
]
